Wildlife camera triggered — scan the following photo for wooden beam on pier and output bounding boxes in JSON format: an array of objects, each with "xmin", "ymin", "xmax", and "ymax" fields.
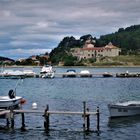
[
  {"xmin": 13, "ymin": 109, "xmax": 97, "ymax": 115},
  {"xmin": 0, "ymin": 110, "xmax": 10, "ymax": 115}
]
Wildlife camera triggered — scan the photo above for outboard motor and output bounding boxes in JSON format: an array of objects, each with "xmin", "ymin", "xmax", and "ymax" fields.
[{"xmin": 8, "ymin": 89, "xmax": 16, "ymax": 99}]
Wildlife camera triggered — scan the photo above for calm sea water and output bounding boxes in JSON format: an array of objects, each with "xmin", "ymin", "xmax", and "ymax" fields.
[{"xmin": 0, "ymin": 67, "xmax": 140, "ymax": 140}]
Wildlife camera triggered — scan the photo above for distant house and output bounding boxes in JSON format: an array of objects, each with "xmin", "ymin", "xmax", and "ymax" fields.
[
  {"xmin": 29, "ymin": 55, "xmax": 37, "ymax": 61},
  {"xmin": 17, "ymin": 58, "xmax": 26, "ymax": 62},
  {"xmin": 71, "ymin": 41, "xmax": 121, "ymax": 60},
  {"xmin": 39, "ymin": 54, "xmax": 49, "ymax": 60}
]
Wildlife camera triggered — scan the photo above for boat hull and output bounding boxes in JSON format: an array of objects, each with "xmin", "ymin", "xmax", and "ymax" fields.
[
  {"xmin": 40, "ymin": 65, "xmax": 55, "ymax": 78},
  {"xmin": 40, "ymin": 72, "xmax": 54, "ymax": 78},
  {"xmin": 0, "ymin": 96, "xmax": 22, "ymax": 109},
  {"xmin": 63, "ymin": 74, "xmax": 76, "ymax": 77},
  {"xmin": 103, "ymin": 74, "xmax": 113, "ymax": 77},
  {"xmin": 108, "ymin": 104, "xmax": 140, "ymax": 118}
]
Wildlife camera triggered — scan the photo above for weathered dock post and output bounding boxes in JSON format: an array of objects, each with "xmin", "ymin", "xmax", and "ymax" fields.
[
  {"xmin": 83, "ymin": 101, "xmax": 86, "ymax": 131},
  {"xmin": 96, "ymin": 106, "xmax": 100, "ymax": 134},
  {"xmin": 86, "ymin": 108, "xmax": 90, "ymax": 131},
  {"xmin": 10, "ymin": 109, "xmax": 14, "ymax": 128},
  {"xmin": 83, "ymin": 102, "xmax": 91, "ymax": 132},
  {"xmin": 6, "ymin": 118, "xmax": 10, "ymax": 128},
  {"xmin": 44, "ymin": 104, "xmax": 50, "ymax": 132},
  {"xmin": 21, "ymin": 113, "xmax": 26, "ymax": 131}
]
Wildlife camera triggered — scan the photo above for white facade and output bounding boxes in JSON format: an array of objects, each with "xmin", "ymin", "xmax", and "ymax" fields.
[{"xmin": 71, "ymin": 42, "xmax": 121, "ymax": 60}]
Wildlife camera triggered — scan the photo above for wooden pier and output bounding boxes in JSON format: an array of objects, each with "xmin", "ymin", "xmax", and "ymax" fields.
[
  {"xmin": 1, "ymin": 72, "xmax": 140, "ymax": 79},
  {"xmin": 0, "ymin": 102, "xmax": 100, "ymax": 133},
  {"xmin": 55, "ymin": 72, "xmax": 116, "ymax": 78}
]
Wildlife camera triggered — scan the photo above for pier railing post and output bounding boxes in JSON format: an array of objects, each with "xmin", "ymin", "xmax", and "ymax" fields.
[
  {"xmin": 5, "ymin": 109, "xmax": 10, "ymax": 128},
  {"xmin": 86, "ymin": 108, "xmax": 90, "ymax": 131},
  {"xmin": 10, "ymin": 109, "xmax": 14, "ymax": 128},
  {"xmin": 21, "ymin": 113, "xmax": 26, "ymax": 131},
  {"xmin": 44, "ymin": 104, "xmax": 50, "ymax": 131},
  {"xmin": 96, "ymin": 106, "xmax": 100, "ymax": 134},
  {"xmin": 6, "ymin": 118, "xmax": 10, "ymax": 128},
  {"xmin": 83, "ymin": 101, "xmax": 86, "ymax": 131}
]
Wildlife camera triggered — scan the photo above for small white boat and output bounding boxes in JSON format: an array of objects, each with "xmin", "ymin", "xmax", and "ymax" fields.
[
  {"xmin": 79, "ymin": 70, "xmax": 92, "ymax": 77},
  {"xmin": 23, "ymin": 69, "xmax": 36, "ymax": 77},
  {"xmin": 63, "ymin": 69, "xmax": 77, "ymax": 77},
  {"xmin": 108, "ymin": 101, "xmax": 140, "ymax": 118},
  {"xmin": 0, "ymin": 70, "xmax": 25, "ymax": 79},
  {"xmin": 0, "ymin": 79, "xmax": 26, "ymax": 109},
  {"xmin": 103, "ymin": 72, "xmax": 113, "ymax": 77},
  {"xmin": 0, "ymin": 96, "xmax": 23, "ymax": 109},
  {"xmin": 40, "ymin": 65, "xmax": 55, "ymax": 78}
]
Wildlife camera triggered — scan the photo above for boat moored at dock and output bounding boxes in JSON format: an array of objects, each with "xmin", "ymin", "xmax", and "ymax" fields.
[
  {"xmin": 0, "ymin": 96, "xmax": 23, "ymax": 109},
  {"xmin": 108, "ymin": 101, "xmax": 140, "ymax": 118},
  {"xmin": 103, "ymin": 72, "xmax": 113, "ymax": 77},
  {"xmin": 40, "ymin": 65, "xmax": 55, "ymax": 78},
  {"xmin": 79, "ymin": 70, "xmax": 92, "ymax": 77},
  {"xmin": 23, "ymin": 69, "xmax": 36, "ymax": 77},
  {"xmin": 116, "ymin": 71, "xmax": 140, "ymax": 78},
  {"xmin": 0, "ymin": 70, "xmax": 25, "ymax": 79},
  {"xmin": 62, "ymin": 69, "xmax": 77, "ymax": 77}
]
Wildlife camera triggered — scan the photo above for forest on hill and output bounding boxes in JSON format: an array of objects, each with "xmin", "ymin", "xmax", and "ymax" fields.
[
  {"xmin": 0, "ymin": 56, "xmax": 15, "ymax": 65},
  {"xmin": 50, "ymin": 24, "xmax": 140, "ymax": 65},
  {"xmin": 96, "ymin": 24, "xmax": 140, "ymax": 54}
]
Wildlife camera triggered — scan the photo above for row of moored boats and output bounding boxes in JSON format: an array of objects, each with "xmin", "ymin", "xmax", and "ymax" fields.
[
  {"xmin": 0, "ymin": 65, "xmax": 140, "ymax": 79},
  {"xmin": 0, "ymin": 65, "xmax": 55, "ymax": 79}
]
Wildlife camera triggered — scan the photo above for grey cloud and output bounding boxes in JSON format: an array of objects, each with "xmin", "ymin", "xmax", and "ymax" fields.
[{"xmin": 0, "ymin": 0, "xmax": 140, "ymax": 59}]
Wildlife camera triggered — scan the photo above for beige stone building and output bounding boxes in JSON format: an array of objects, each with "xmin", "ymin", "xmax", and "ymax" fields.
[{"xmin": 71, "ymin": 41, "xmax": 121, "ymax": 60}]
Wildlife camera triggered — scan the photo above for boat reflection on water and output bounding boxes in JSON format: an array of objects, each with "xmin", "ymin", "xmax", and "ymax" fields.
[{"xmin": 108, "ymin": 115, "xmax": 140, "ymax": 128}]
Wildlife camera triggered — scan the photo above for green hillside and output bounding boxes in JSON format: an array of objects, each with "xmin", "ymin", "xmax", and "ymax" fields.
[
  {"xmin": 0, "ymin": 56, "xmax": 15, "ymax": 62},
  {"xmin": 96, "ymin": 24, "xmax": 140, "ymax": 54},
  {"xmin": 49, "ymin": 24, "xmax": 140, "ymax": 65}
]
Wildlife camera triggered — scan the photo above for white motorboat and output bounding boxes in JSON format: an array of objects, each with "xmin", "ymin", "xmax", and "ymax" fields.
[
  {"xmin": 79, "ymin": 70, "xmax": 92, "ymax": 77},
  {"xmin": 0, "ymin": 70, "xmax": 25, "ymax": 79},
  {"xmin": 108, "ymin": 101, "xmax": 140, "ymax": 118},
  {"xmin": 0, "ymin": 79, "xmax": 26, "ymax": 110},
  {"xmin": 40, "ymin": 65, "xmax": 55, "ymax": 78},
  {"xmin": 23, "ymin": 69, "xmax": 36, "ymax": 77},
  {"xmin": 0, "ymin": 96, "xmax": 23, "ymax": 109},
  {"xmin": 63, "ymin": 69, "xmax": 77, "ymax": 77},
  {"xmin": 103, "ymin": 72, "xmax": 113, "ymax": 77}
]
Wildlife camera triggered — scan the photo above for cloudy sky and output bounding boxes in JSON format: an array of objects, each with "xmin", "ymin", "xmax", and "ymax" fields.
[{"xmin": 0, "ymin": 0, "xmax": 140, "ymax": 60}]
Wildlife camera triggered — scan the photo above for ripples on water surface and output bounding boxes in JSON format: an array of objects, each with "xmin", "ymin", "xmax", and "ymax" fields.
[{"xmin": 0, "ymin": 67, "xmax": 140, "ymax": 140}]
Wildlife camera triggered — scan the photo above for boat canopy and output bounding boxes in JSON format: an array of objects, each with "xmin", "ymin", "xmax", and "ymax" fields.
[{"xmin": 116, "ymin": 101, "xmax": 140, "ymax": 106}]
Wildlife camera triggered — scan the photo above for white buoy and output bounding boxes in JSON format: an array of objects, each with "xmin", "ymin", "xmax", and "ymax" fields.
[{"xmin": 32, "ymin": 102, "xmax": 37, "ymax": 109}]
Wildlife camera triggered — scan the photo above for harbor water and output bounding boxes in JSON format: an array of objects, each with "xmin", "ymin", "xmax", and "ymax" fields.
[{"xmin": 0, "ymin": 67, "xmax": 140, "ymax": 140}]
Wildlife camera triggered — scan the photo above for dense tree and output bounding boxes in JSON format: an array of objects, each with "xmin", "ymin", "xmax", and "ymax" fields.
[{"xmin": 96, "ymin": 24, "xmax": 140, "ymax": 54}]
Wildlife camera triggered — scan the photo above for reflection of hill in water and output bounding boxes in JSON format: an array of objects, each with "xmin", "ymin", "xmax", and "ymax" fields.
[{"xmin": 108, "ymin": 115, "xmax": 140, "ymax": 128}]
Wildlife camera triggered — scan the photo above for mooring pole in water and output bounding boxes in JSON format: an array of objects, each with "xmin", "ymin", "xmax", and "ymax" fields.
[
  {"xmin": 83, "ymin": 101, "xmax": 86, "ymax": 131},
  {"xmin": 44, "ymin": 104, "xmax": 50, "ymax": 131},
  {"xmin": 97, "ymin": 106, "xmax": 100, "ymax": 134},
  {"xmin": 86, "ymin": 108, "xmax": 90, "ymax": 131},
  {"xmin": 21, "ymin": 113, "xmax": 26, "ymax": 131},
  {"xmin": 6, "ymin": 118, "xmax": 10, "ymax": 128},
  {"xmin": 10, "ymin": 109, "xmax": 14, "ymax": 128}
]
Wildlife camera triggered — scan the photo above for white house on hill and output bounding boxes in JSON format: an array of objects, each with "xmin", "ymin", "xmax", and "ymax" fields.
[{"xmin": 71, "ymin": 41, "xmax": 121, "ymax": 60}]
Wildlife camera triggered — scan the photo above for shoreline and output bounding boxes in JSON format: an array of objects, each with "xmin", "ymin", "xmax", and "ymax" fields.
[{"xmin": 3, "ymin": 65, "xmax": 140, "ymax": 68}]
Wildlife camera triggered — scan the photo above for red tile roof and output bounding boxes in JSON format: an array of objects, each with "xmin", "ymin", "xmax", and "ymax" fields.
[{"xmin": 82, "ymin": 47, "xmax": 105, "ymax": 51}]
